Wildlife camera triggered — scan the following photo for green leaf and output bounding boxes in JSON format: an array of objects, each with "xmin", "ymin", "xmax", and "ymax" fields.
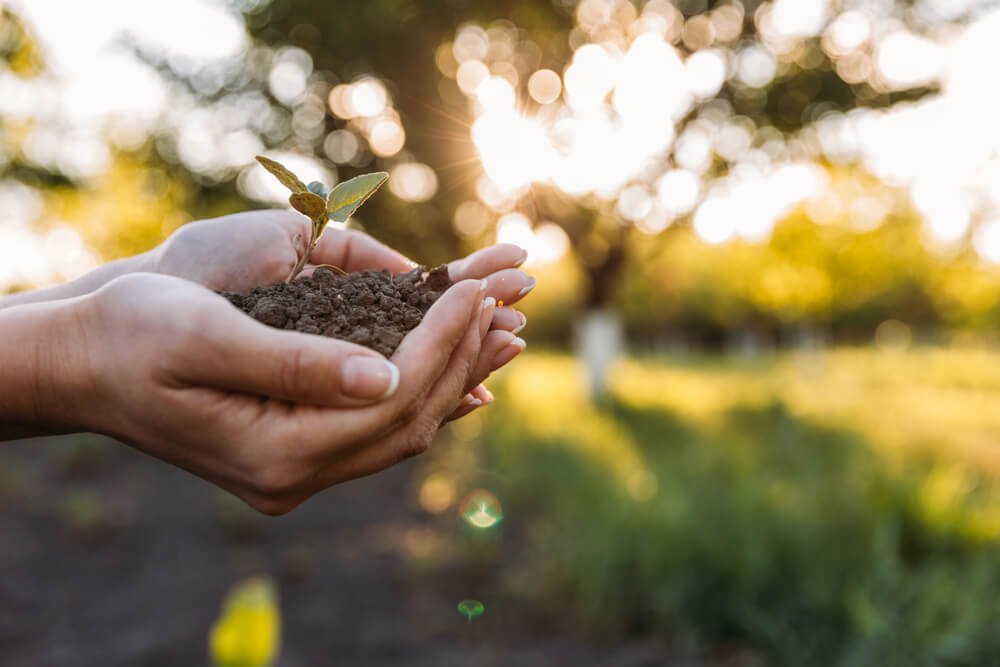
[
  {"xmin": 256, "ymin": 156, "xmax": 307, "ymax": 194},
  {"xmin": 326, "ymin": 172, "xmax": 389, "ymax": 223}
]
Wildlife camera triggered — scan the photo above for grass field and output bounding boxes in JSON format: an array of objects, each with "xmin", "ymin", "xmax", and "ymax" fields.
[{"xmin": 431, "ymin": 347, "xmax": 1000, "ymax": 666}]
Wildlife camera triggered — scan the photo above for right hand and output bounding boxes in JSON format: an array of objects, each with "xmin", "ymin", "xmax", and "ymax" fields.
[{"xmin": 72, "ymin": 272, "xmax": 497, "ymax": 514}]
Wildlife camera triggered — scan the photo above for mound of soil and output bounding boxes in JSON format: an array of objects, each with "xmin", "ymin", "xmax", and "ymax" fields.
[{"xmin": 220, "ymin": 266, "xmax": 452, "ymax": 357}]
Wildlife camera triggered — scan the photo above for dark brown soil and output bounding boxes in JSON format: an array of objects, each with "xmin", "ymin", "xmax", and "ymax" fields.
[{"xmin": 219, "ymin": 266, "xmax": 452, "ymax": 357}]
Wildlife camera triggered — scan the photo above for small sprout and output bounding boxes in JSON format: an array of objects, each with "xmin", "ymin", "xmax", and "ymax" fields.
[
  {"xmin": 457, "ymin": 599, "xmax": 485, "ymax": 624},
  {"xmin": 255, "ymin": 155, "xmax": 389, "ymax": 282}
]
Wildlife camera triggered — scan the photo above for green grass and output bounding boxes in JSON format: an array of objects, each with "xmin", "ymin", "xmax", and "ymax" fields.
[{"xmin": 448, "ymin": 348, "xmax": 1000, "ymax": 665}]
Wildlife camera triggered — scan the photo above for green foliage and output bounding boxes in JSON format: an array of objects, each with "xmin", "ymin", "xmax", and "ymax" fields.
[
  {"xmin": 470, "ymin": 351, "xmax": 1000, "ymax": 665},
  {"xmin": 255, "ymin": 156, "xmax": 387, "ymax": 281},
  {"xmin": 616, "ymin": 209, "xmax": 1000, "ymax": 342}
]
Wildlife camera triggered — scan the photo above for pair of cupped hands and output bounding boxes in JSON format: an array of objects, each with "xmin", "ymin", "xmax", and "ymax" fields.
[{"xmin": 28, "ymin": 210, "xmax": 533, "ymax": 515}]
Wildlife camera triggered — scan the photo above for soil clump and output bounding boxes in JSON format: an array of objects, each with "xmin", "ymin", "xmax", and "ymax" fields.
[{"xmin": 220, "ymin": 265, "xmax": 452, "ymax": 357}]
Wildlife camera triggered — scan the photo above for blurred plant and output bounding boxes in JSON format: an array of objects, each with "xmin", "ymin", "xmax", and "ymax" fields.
[
  {"xmin": 214, "ymin": 490, "xmax": 264, "ymax": 542},
  {"xmin": 59, "ymin": 488, "xmax": 126, "ymax": 540},
  {"xmin": 457, "ymin": 599, "xmax": 485, "ymax": 623},
  {"xmin": 472, "ymin": 351, "xmax": 1000, "ymax": 665},
  {"xmin": 256, "ymin": 155, "xmax": 387, "ymax": 280},
  {"xmin": 56, "ymin": 434, "xmax": 110, "ymax": 478},
  {"xmin": 209, "ymin": 577, "xmax": 281, "ymax": 667}
]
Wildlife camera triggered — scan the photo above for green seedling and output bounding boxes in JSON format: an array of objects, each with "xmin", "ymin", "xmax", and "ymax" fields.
[
  {"xmin": 457, "ymin": 599, "xmax": 485, "ymax": 624},
  {"xmin": 255, "ymin": 155, "xmax": 388, "ymax": 282}
]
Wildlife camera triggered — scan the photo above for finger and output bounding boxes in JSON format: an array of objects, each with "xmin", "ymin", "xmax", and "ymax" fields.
[
  {"xmin": 491, "ymin": 336, "xmax": 525, "ymax": 372},
  {"xmin": 491, "ymin": 307, "xmax": 526, "ymax": 333},
  {"xmin": 446, "ymin": 393, "xmax": 483, "ymax": 422},
  {"xmin": 299, "ymin": 297, "xmax": 485, "ymax": 487},
  {"xmin": 481, "ymin": 268, "xmax": 536, "ymax": 306},
  {"xmin": 387, "ymin": 279, "xmax": 487, "ymax": 417},
  {"xmin": 284, "ymin": 278, "xmax": 488, "ymax": 452},
  {"xmin": 254, "ymin": 209, "xmax": 312, "ymax": 244},
  {"xmin": 463, "ymin": 330, "xmax": 516, "ymax": 394},
  {"xmin": 471, "ymin": 384, "xmax": 494, "ymax": 404},
  {"xmin": 175, "ymin": 300, "xmax": 400, "ymax": 408},
  {"xmin": 311, "ymin": 228, "xmax": 416, "ymax": 273},
  {"xmin": 448, "ymin": 244, "xmax": 526, "ymax": 281}
]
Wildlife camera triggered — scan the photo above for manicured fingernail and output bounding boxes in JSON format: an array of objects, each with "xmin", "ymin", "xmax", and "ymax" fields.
[
  {"xmin": 511, "ymin": 337, "xmax": 526, "ymax": 350},
  {"xmin": 514, "ymin": 249, "xmax": 528, "ymax": 267},
  {"xmin": 513, "ymin": 311, "xmax": 527, "ymax": 334},
  {"xmin": 480, "ymin": 297, "xmax": 496, "ymax": 336},
  {"xmin": 518, "ymin": 276, "xmax": 536, "ymax": 297},
  {"xmin": 479, "ymin": 278, "xmax": 489, "ymax": 295},
  {"xmin": 342, "ymin": 357, "xmax": 399, "ymax": 400},
  {"xmin": 469, "ymin": 398, "xmax": 483, "ymax": 408}
]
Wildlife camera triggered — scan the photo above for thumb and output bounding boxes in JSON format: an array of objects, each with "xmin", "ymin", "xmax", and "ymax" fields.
[{"xmin": 176, "ymin": 300, "xmax": 399, "ymax": 408}]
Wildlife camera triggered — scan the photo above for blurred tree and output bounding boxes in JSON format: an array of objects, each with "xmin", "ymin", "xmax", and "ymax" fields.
[
  {"xmin": 114, "ymin": 0, "xmax": 1000, "ymax": 392},
  {"xmin": 6, "ymin": 1, "xmax": 1000, "ymax": 360}
]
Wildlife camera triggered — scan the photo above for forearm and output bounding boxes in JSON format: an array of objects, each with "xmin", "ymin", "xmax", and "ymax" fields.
[
  {"xmin": 0, "ymin": 297, "xmax": 95, "ymax": 440},
  {"xmin": 0, "ymin": 252, "xmax": 151, "ymax": 310}
]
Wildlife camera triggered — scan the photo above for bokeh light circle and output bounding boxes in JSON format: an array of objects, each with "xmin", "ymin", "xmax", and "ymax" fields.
[{"xmin": 459, "ymin": 489, "xmax": 503, "ymax": 529}]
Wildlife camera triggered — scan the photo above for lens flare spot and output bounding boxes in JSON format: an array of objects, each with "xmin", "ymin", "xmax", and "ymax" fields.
[
  {"xmin": 419, "ymin": 473, "xmax": 457, "ymax": 514},
  {"xmin": 459, "ymin": 489, "xmax": 503, "ymax": 529},
  {"xmin": 457, "ymin": 599, "xmax": 485, "ymax": 623}
]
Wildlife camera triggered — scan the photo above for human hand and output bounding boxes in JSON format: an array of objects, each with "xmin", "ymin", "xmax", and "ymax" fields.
[
  {"xmin": 150, "ymin": 210, "xmax": 534, "ymax": 411},
  {"xmin": 71, "ymin": 272, "xmax": 500, "ymax": 514}
]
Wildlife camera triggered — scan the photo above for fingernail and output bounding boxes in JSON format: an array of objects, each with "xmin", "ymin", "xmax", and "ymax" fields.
[
  {"xmin": 514, "ymin": 249, "xmax": 528, "ymax": 267},
  {"xmin": 479, "ymin": 278, "xmax": 489, "ymax": 295},
  {"xmin": 513, "ymin": 311, "xmax": 527, "ymax": 334},
  {"xmin": 480, "ymin": 297, "xmax": 496, "ymax": 336},
  {"xmin": 518, "ymin": 276, "xmax": 536, "ymax": 297},
  {"xmin": 342, "ymin": 357, "xmax": 399, "ymax": 400},
  {"xmin": 469, "ymin": 398, "xmax": 483, "ymax": 408},
  {"xmin": 483, "ymin": 388, "xmax": 495, "ymax": 403},
  {"xmin": 511, "ymin": 337, "xmax": 526, "ymax": 350}
]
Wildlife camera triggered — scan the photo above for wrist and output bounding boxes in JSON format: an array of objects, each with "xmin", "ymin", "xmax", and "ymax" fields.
[
  {"xmin": 0, "ymin": 251, "xmax": 152, "ymax": 310},
  {"xmin": 0, "ymin": 295, "xmax": 100, "ymax": 438}
]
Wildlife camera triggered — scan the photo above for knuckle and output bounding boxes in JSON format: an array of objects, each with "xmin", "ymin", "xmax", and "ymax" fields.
[
  {"xmin": 275, "ymin": 345, "xmax": 312, "ymax": 398},
  {"xmin": 393, "ymin": 395, "xmax": 424, "ymax": 426},
  {"xmin": 401, "ymin": 420, "xmax": 436, "ymax": 460}
]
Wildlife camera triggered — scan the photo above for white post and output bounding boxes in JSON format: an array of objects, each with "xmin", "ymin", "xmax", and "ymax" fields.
[{"xmin": 574, "ymin": 308, "xmax": 624, "ymax": 401}]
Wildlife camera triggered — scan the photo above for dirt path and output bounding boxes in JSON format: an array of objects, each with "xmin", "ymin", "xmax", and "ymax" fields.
[{"xmin": 0, "ymin": 434, "xmax": 689, "ymax": 666}]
